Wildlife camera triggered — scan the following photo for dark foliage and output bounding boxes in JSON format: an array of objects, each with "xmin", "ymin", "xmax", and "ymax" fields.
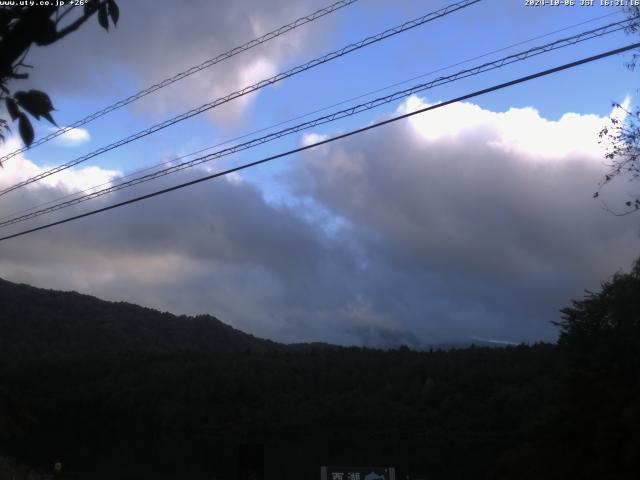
[
  {"xmin": 547, "ymin": 258, "xmax": 640, "ymax": 479},
  {"xmin": 0, "ymin": 264, "xmax": 638, "ymax": 478},
  {"xmin": 0, "ymin": 278, "xmax": 282, "ymax": 360},
  {"xmin": 0, "ymin": 345, "xmax": 563, "ymax": 479}
]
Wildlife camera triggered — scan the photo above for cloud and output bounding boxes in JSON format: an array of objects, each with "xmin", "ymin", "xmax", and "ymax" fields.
[
  {"xmin": 0, "ymin": 138, "xmax": 118, "ymax": 192},
  {"xmin": 0, "ymin": 137, "xmax": 366, "ymax": 344},
  {"xmin": 0, "ymin": 97, "xmax": 638, "ymax": 348},
  {"xmin": 53, "ymin": 127, "xmax": 91, "ymax": 147},
  {"xmin": 21, "ymin": 0, "xmax": 340, "ymax": 126},
  {"xmin": 288, "ymin": 96, "xmax": 640, "ymax": 343}
]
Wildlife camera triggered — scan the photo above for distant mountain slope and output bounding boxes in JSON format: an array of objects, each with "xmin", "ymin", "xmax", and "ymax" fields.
[{"xmin": 0, "ymin": 278, "xmax": 284, "ymax": 360}]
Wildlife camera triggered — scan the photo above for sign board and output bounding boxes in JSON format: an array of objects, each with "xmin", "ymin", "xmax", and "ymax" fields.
[{"xmin": 321, "ymin": 466, "xmax": 396, "ymax": 480}]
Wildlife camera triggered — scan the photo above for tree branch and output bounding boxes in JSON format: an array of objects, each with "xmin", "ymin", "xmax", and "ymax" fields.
[
  {"xmin": 38, "ymin": 1, "xmax": 106, "ymax": 46},
  {"xmin": 55, "ymin": 4, "xmax": 77, "ymax": 25}
]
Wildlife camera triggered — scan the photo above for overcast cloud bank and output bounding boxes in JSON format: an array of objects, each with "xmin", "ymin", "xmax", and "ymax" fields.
[{"xmin": 0, "ymin": 95, "xmax": 638, "ymax": 347}]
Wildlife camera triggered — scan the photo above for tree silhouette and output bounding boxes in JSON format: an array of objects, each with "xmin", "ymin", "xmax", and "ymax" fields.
[
  {"xmin": 0, "ymin": 0, "xmax": 119, "ymax": 152},
  {"xmin": 596, "ymin": 6, "xmax": 640, "ymax": 214},
  {"xmin": 550, "ymin": 257, "xmax": 640, "ymax": 477},
  {"xmin": 557, "ymin": 257, "xmax": 640, "ymax": 356}
]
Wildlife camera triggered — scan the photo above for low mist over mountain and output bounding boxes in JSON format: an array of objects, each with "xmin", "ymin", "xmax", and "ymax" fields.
[{"xmin": 0, "ymin": 278, "xmax": 283, "ymax": 360}]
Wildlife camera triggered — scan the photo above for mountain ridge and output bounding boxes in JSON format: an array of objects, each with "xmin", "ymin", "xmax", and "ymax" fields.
[{"xmin": 0, "ymin": 277, "xmax": 285, "ymax": 360}]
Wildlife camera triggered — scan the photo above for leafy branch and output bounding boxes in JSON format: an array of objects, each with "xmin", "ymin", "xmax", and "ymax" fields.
[
  {"xmin": 0, "ymin": 0, "xmax": 119, "ymax": 153},
  {"xmin": 596, "ymin": 102, "xmax": 640, "ymax": 215}
]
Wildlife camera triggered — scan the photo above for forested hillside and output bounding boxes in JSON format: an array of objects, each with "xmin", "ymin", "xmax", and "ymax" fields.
[
  {"xmin": 0, "ymin": 261, "xmax": 638, "ymax": 479},
  {"xmin": 1, "ymin": 345, "xmax": 564, "ymax": 479},
  {"xmin": 0, "ymin": 278, "xmax": 282, "ymax": 359}
]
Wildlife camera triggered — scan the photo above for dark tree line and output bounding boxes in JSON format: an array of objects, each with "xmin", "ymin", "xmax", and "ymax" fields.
[{"xmin": 0, "ymin": 259, "xmax": 639, "ymax": 479}]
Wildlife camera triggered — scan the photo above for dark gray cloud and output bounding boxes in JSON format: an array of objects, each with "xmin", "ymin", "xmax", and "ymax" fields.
[
  {"xmin": 0, "ymin": 142, "xmax": 378, "ymax": 344},
  {"xmin": 286, "ymin": 98, "xmax": 640, "ymax": 343}
]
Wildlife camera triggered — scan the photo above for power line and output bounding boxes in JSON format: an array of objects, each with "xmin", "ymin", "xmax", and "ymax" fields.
[
  {"xmin": 0, "ymin": 0, "xmax": 360, "ymax": 165},
  {"xmin": 0, "ymin": 17, "xmax": 631, "ymax": 230},
  {"xmin": 1, "ymin": 41, "xmax": 637, "ymax": 243},
  {"xmin": 0, "ymin": 10, "xmax": 625, "ymax": 225},
  {"xmin": 0, "ymin": 0, "xmax": 482, "ymax": 197}
]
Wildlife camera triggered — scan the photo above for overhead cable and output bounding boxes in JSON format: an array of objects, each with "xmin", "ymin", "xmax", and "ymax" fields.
[
  {"xmin": 0, "ymin": 17, "xmax": 631, "ymax": 229},
  {"xmin": 0, "ymin": 0, "xmax": 482, "ymax": 197},
  {"xmin": 0, "ymin": 0, "xmax": 360, "ymax": 165},
  {"xmin": 1, "ymin": 8, "xmax": 624, "ymax": 225}
]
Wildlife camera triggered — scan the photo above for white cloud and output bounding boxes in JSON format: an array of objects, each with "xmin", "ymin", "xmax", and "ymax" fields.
[
  {"xmin": 400, "ymin": 95, "xmax": 611, "ymax": 159},
  {"xmin": 54, "ymin": 127, "xmax": 91, "ymax": 147},
  {"xmin": 0, "ymin": 137, "xmax": 119, "ymax": 193},
  {"xmin": 206, "ymin": 56, "xmax": 280, "ymax": 127}
]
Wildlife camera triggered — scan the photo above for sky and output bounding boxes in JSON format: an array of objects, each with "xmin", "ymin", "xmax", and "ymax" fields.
[{"xmin": 1, "ymin": 0, "xmax": 639, "ymax": 348}]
